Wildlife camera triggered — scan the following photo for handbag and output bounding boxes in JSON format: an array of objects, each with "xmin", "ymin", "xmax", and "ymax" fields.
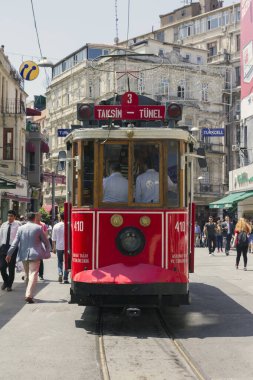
[{"xmin": 42, "ymin": 250, "xmax": 51, "ymax": 260}]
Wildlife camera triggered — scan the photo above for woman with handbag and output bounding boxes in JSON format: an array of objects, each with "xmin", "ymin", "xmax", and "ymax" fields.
[
  {"xmin": 234, "ymin": 218, "xmax": 251, "ymax": 270},
  {"xmin": 6, "ymin": 212, "xmax": 51, "ymax": 303}
]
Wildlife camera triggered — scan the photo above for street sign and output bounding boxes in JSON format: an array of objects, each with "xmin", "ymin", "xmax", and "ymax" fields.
[
  {"xmin": 42, "ymin": 173, "xmax": 66, "ymax": 184},
  {"xmin": 202, "ymin": 128, "xmax": 224, "ymax": 137},
  {"xmin": 57, "ymin": 129, "xmax": 71, "ymax": 137}
]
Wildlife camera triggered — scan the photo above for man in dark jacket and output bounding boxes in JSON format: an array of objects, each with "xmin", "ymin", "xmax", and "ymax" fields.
[
  {"xmin": 222, "ymin": 215, "xmax": 234, "ymax": 256},
  {"xmin": 204, "ymin": 216, "xmax": 216, "ymax": 255}
]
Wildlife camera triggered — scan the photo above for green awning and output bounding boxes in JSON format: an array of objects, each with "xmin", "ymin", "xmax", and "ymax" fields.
[
  {"xmin": 209, "ymin": 191, "xmax": 253, "ymax": 209},
  {"xmin": 0, "ymin": 175, "xmax": 16, "ymax": 189}
]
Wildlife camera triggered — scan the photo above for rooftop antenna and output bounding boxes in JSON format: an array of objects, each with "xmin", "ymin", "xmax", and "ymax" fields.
[{"xmin": 114, "ymin": 0, "xmax": 119, "ymax": 45}]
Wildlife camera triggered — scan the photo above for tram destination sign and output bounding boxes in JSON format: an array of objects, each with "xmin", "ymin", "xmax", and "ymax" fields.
[{"xmin": 94, "ymin": 105, "xmax": 166, "ymax": 121}]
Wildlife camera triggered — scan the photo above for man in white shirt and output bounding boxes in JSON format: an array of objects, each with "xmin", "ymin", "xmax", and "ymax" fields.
[
  {"xmin": 103, "ymin": 162, "xmax": 128, "ymax": 202},
  {"xmin": 52, "ymin": 212, "xmax": 69, "ymax": 283},
  {"xmin": 135, "ymin": 158, "xmax": 160, "ymax": 203},
  {"xmin": 0, "ymin": 210, "xmax": 20, "ymax": 291}
]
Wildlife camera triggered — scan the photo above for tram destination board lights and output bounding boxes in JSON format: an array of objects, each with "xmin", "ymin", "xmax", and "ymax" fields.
[
  {"xmin": 77, "ymin": 103, "xmax": 94, "ymax": 126},
  {"xmin": 166, "ymin": 103, "xmax": 183, "ymax": 128}
]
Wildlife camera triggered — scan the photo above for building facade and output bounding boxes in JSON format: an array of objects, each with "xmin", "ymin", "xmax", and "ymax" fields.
[
  {"xmin": 0, "ymin": 45, "xmax": 28, "ymax": 220},
  {"xmin": 43, "ymin": 40, "xmax": 228, "ymax": 221}
]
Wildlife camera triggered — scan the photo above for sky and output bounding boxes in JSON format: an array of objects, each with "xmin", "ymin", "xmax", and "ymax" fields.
[{"xmin": 0, "ymin": 0, "xmax": 236, "ymax": 100}]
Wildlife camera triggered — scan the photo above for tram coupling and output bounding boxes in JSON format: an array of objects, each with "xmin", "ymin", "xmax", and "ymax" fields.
[{"xmin": 125, "ymin": 307, "xmax": 141, "ymax": 318}]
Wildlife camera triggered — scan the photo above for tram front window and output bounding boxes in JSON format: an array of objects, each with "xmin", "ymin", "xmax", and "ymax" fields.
[
  {"xmin": 103, "ymin": 144, "xmax": 128, "ymax": 203},
  {"xmin": 167, "ymin": 141, "xmax": 179, "ymax": 207},
  {"xmin": 133, "ymin": 144, "xmax": 160, "ymax": 204}
]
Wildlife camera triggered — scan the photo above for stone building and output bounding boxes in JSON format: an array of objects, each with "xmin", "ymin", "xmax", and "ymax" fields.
[
  {"xmin": 0, "ymin": 45, "xmax": 28, "ymax": 220},
  {"xmin": 43, "ymin": 40, "xmax": 229, "ymax": 217}
]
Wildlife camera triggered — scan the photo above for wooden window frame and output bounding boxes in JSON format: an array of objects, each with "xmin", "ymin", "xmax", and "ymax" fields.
[{"xmin": 3, "ymin": 128, "xmax": 14, "ymax": 160}]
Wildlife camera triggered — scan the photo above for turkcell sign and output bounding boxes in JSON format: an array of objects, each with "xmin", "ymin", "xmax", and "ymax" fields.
[
  {"xmin": 57, "ymin": 129, "xmax": 71, "ymax": 137},
  {"xmin": 94, "ymin": 105, "xmax": 166, "ymax": 120},
  {"xmin": 202, "ymin": 128, "xmax": 224, "ymax": 137}
]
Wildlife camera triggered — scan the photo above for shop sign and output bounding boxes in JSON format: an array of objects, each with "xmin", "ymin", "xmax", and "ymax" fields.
[{"xmin": 202, "ymin": 128, "xmax": 224, "ymax": 137}]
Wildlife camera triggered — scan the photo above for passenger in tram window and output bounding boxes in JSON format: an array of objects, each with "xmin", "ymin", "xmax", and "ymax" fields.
[
  {"xmin": 103, "ymin": 162, "xmax": 128, "ymax": 203},
  {"xmin": 135, "ymin": 157, "xmax": 159, "ymax": 203}
]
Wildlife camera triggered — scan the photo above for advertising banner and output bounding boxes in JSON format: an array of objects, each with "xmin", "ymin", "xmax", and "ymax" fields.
[{"xmin": 241, "ymin": 0, "xmax": 253, "ymax": 119}]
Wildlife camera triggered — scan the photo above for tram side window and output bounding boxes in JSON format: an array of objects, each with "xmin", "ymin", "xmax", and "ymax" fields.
[
  {"xmin": 73, "ymin": 143, "xmax": 78, "ymax": 206},
  {"xmin": 167, "ymin": 141, "xmax": 179, "ymax": 207},
  {"xmin": 134, "ymin": 144, "xmax": 160, "ymax": 204},
  {"xmin": 83, "ymin": 142, "xmax": 94, "ymax": 205},
  {"xmin": 103, "ymin": 144, "xmax": 128, "ymax": 203}
]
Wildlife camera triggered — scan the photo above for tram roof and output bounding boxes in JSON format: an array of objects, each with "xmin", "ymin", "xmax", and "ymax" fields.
[{"xmin": 65, "ymin": 127, "xmax": 192, "ymax": 143}]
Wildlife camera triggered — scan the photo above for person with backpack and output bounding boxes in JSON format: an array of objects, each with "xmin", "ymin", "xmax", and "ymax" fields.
[{"xmin": 234, "ymin": 218, "xmax": 251, "ymax": 270}]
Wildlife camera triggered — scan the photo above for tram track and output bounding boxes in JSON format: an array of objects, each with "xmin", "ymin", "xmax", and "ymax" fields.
[
  {"xmin": 156, "ymin": 309, "xmax": 206, "ymax": 380},
  {"xmin": 96, "ymin": 308, "xmax": 111, "ymax": 380},
  {"xmin": 95, "ymin": 307, "xmax": 207, "ymax": 380}
]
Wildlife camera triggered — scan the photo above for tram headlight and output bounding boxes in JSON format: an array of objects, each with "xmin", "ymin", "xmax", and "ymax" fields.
[{"xmin": 116, "ymin": 227, "xmax": 145, "ymax": 256}]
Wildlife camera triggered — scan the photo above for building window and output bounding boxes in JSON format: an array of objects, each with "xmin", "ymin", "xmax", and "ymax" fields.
[
  {"xmin": 177, "ymin": 84, "xmax": 185, "ymax": 99},
  {"xmin": 3, "ymin": 128, "xmax": 13, "ymax": 160},
  {"xmin": 29, "ymin": 152, "xmax": 35, "ymax": 171},
  {"xmin": 154, "ymin": 31, "xmax": 164, "ymax": 42},
  {"xmin": 197, "ymin": 56, "xmax": 202, "ymax": 64},
  {"xmin": 207, "ymin": 42, "xmax": 217, "ymax": 57},
  {"xmin": 235, "ymin": 66, "xmax": 241, "ymax": 87},
  {"xmin": 202, "ymin": 83, "xmax": 208, "ymax": 102},
  {"xmin": 168, "ymin": 15, "xmax": 173, "ymax": 23},
  {"xmin": 236, "ymin": 34, "xmax": 240, "ymax": 52}
]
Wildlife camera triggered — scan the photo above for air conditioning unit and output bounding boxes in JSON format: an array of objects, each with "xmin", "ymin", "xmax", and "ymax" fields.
[{"xmin": 232, "ymin": 145, "xmax": 240, "ymax": 151}]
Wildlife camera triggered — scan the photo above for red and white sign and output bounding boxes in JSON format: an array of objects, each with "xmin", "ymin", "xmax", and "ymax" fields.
[
  {"xmin": 94, "ymin": 91, "xmax": 166, "ymax": 121},
  {"xmin": 42, "ymin": 173, "xmax": 66, "ymax": 185},
  {"xmin": 71, "ymin": 211, "xmax": 95, "ymax": 278},
  {"xmin": 241, "ymin": 0, "xmax": 253, "ymax": 119}
]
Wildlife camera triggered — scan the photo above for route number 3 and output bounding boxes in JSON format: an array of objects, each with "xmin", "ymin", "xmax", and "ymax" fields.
[
  {"xmin": 175, "ymin": 221, "xmax": 185, "ymax": 232},
  {"xmin": 127, "ymin": 93, "xmax": 133, "ymax": 104}
]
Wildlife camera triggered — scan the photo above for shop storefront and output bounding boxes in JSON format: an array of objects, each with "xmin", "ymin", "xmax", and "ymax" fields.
[{"xmin": 209, "ymin": 163, "xmax": 253, "ymax": 220}]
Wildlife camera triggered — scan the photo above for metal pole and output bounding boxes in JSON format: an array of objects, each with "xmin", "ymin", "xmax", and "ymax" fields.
[{"xmin": 51, "ymin": 171, "xmax": 55, "ymax": 226}]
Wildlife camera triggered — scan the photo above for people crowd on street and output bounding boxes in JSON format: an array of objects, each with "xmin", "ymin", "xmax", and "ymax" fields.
[
  {"xmin": 0, "ymin": 209, "xmax": 70, "ymax": 303},
  {"xmin": 1, "ymin": 208, "xmax": 253, "ymax": 303}
]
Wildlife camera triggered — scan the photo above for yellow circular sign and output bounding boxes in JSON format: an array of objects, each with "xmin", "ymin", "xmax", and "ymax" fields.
[{"xmin": 19, "ymin": 61, "xmax": 39, "ymax": 81}]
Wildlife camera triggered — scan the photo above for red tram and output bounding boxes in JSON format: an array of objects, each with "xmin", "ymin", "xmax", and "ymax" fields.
[{"xmin": 64, "ymin": 92, "xmax": 195, "ymax": 307}]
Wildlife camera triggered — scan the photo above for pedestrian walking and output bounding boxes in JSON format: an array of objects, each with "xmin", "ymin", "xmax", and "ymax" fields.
[
  {"xmin": 204, "ymin": 216, "xmax": 216, "ymax": 255},
  {"xmin": 234, "ymin": 218, "xmax": 251, "ymax": 270},
  {"xmin": 222, "ymin": 215, "xmax": 234, "ymax": 255},
  {"xmin": 52, "ymin": 212, "xmax": 69, "ymax": 284},
  {"xmin": 0, "ymin": 210, "xmax": 20, "ymax": 291},
  {"xmin": 216, "ymin": 220, "xmax": 223, "ymax": 253},
  {"xmin": 248, "ymin": 220, "xmax": 253, "ymax": 253},
  {"xmin": 6, "ymin": 212, "xmax": 51, "ymax": 303},
  {"xmin": 35, "ymin": 212, "xmax": 48, "ymax": 280},
  {"xmin": 194, "ymin": 221, "xmax": 201, "ymax": 247}
]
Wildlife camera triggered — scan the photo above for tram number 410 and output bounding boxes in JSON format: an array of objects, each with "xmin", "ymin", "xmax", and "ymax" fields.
[
  {"xmin": 74, "ymin": 221, "xmax": 84, "ymax": 232},
  {"xmin": 175, "ymin": 221, "xmax": 186, "ymax": 232}
]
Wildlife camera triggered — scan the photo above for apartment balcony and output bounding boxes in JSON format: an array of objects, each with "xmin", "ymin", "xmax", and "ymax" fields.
[
  {"xmin": 194, "ymin": 183, "xmax": 228, "ymax": 197},
  {"xmin": 0, "ymin": 99, "xmax": 26, "ymax": 114}
]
